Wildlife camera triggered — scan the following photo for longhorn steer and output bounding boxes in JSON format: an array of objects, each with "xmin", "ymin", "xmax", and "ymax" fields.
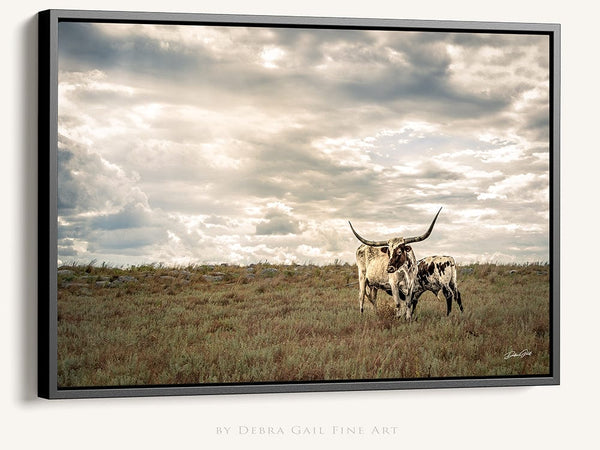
[
  {"xmin": 354, "ymin": 242, "xmax": 416, "ymax": 317},
  {"xmin": 410, "ymin": 256, "xmax": 463, "ymax": 316},
  {"xmin": 349, "ymin": 208, "xmax": 441, "ymax": 320}
]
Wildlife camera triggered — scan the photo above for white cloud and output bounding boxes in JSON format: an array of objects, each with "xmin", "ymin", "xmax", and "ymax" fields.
[
  {"xmin": 477, "ymin": 173, "xmax": 539, "ymax": 201},
  {"xmin": 260, "ymin": 46, "xmax": 286, "ymax": 68}
]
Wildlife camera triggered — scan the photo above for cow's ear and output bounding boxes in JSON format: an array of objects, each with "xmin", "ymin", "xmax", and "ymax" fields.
[{"xmin": 380, "ymin": 246, "xmax": 389, "ymax": 254}]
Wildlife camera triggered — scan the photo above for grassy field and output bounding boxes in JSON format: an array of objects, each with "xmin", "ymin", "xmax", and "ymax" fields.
[{"xmin": 57, "ymin": 262, "xmax": 550, "ymax": 387}]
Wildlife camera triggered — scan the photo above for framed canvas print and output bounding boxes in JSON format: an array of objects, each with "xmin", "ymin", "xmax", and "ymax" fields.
[{"xmin": 38, "ymin": 9, "xmax": 560, "ymax": 399}]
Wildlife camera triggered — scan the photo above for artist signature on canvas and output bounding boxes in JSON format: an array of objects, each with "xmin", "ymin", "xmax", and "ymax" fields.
[{"xmin": 503, "ymin": 349, "xmax": 532, "ymax": 360}]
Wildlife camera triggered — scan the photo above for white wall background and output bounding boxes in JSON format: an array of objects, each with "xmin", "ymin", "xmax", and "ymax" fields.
[{"xmin": 2, "ymin": 1, "xmax": 597, "ymax": 448}]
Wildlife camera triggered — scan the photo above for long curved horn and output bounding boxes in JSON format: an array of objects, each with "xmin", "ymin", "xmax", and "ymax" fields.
[
  {"xmin": 348, "ymin": 221, "xmax": 388, "ymax": 247},
  {"xmin": 403, "ymin": 207, "xmax": 442, "ymax": 244}
]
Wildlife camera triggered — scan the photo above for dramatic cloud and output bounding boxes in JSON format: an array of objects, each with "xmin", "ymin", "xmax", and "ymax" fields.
[{"xmin": 57, "ymin": 22, "xmax": 551, "ymax": 266}]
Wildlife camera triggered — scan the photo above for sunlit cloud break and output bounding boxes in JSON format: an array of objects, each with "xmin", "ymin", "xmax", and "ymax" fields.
[{"xmin": 57, "ymin": 22, "xmax": 550, "ymax": 266}]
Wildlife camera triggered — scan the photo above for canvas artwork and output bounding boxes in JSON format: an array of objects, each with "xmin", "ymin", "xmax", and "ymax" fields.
[{"xmin": 45, "ymin": 12, "xmax": 557, "ymax": 396}]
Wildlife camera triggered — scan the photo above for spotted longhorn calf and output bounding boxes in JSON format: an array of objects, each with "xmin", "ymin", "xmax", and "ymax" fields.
[{"xmin": 410, "ymin": 256, "xmax": 464, "ymax": 316}]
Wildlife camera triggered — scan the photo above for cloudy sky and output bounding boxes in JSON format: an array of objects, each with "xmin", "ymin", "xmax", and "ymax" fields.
[{"xmin": 57, "ymin": 21, "xmax": 550, "ymax": 266}]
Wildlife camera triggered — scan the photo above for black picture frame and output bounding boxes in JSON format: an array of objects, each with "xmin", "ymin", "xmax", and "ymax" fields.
[{"xmin": 38, "ymin": 9, "xmax": 560, "ymax": 399}]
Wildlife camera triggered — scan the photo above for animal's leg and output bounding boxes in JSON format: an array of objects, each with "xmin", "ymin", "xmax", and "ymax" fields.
[
  {"xmin": 410, "ymin": 299, "xmax": 418, "ymax": 315},
  {"xmin": 391, "ymin": 284, "xmax": 404, "ymax": 318},
  {"xmin": 368, "ymin": 286, "xmax": 378, "ymax": 312},
  {"xmin": 442, "ymin": 285, "xmax": 453, "ymax": 316},
  {"xmin": 404, "ymin": 290, "xmax": 414, "ymax": 321},
  {"xmin": 358, "ymin": 275, "xmax": 367, "ymax": 313},
  {"xmin": 453, "ymin": 283, "xmax": 464, "ymax": 312},
  {"xmin": 410, "ymin": 291, "xmax": 423, "ymax": 316}
]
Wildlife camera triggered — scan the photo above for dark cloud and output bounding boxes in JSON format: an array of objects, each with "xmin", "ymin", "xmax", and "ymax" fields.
[
  {"xmin": 90, "ymin": 203, "xmax": 153, "ymax": 231},
  {"xmin": 59, "ymin": 22, "xmax": 203, "ymax": 79},
  {"xmin": 416, "ymin": 162, "xmax": 466, "ymax": 181},
  {"xmin": 57, "ymin": 147, "xmax": 77, "ymax": 213},
  {"xmin": 57, "ymin": 239, "xmax": 78, "ymax": 257},
  {"xmin": 255, "ymin": 208, "xmax": 301, "ymax": 235},
  {"xmin": 88, "ymin": 227, "xmax": 166, "ymax": 252}
]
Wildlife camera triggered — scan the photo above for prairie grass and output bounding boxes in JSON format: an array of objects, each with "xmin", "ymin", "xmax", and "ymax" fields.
[{"xmin": 57, "ymin": 262, "xmax": 551, "ymax": 387}]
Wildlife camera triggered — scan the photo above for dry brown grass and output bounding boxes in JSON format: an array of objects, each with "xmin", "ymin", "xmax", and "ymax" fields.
[{"xmin": 57, "ymin": 262, "xmax": 551, "ymax": 387}]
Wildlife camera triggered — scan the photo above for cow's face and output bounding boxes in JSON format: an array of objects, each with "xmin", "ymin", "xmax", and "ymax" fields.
[{"xmin": 383, "ymin": 238, "xmax": 413, "ymax": 273}]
